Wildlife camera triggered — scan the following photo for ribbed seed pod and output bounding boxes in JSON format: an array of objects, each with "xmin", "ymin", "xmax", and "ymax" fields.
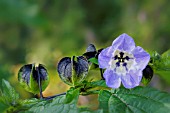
[
  {"xmin": 18, "ymin": 63, "xmax": 49, "ymax": 94},
  {"xmin": 57, "ymin": 56, "xmax": 89, "ymax": 86}
]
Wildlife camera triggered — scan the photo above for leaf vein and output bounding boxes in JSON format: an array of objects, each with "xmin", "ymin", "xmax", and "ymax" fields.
[{"xmin": 112, "ymin": 93, "xmax": 134, "ymax": 113}]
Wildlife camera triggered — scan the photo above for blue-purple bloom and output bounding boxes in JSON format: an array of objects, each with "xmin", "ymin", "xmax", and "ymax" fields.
[{"xmin": 98, "ymin": 33, "xmax": 150, "ymax": 89}]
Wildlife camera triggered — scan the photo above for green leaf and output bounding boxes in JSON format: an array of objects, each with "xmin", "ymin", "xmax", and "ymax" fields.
[
  {"xmin": 21, "ymin": 98, "xmax": 40, "ymax": 110},
  {"xmin": 88, "ymin": 58, "xmax": 98, "ymax": 65},
  {"xmin": 148, "ymin": 51, "xmax": 161, "ymax": 70},
  {"xmin": 149, "ymin": 50, "xmax": 170, "ymax": 71},
  {"xmin": 1, "ymin": 79, "xmax": 19, "ymax": 105},
  {"xmin": 2, "ymin": 79, "xmax": 19, "ymax": 101},
  {"xmin": 160, "ymin": 49, "xmax": 170, "ymax": 70},
  {"xmin": 74, "ymin": 80, "xmax": 107, "ymax": 94},
  {"xmin": 0, "ymin": 100, "xmax": 9, "ymax": 113},
  {"xmin": 162, "ymin": 49, "xmax": 170, "ymax": 58},
  {"xmin": 155, "ymin": 71, "xmax": 170, "ymax": 84},
  {"xmin": 153, "ymin": 50, "xmax": 170, "ymax": 84},
  {"xmin": 0, "ymin": 79, "xmax": 20, "ymax": 113},
  {"xmin": 64, "ymin": 88, "xmax": 79, "ymax": 104},
  {"xmin": 90, "ymin": 80, "xmax": 107, "ymax": 88},
  {"xmin": 79, "ymin": 108, "xmax": 103, "ymax": 113},
  {"xmin": 28, "ymin": 89, "xmax": 80, "ymax": 113},
  {"xmin": 98, "ymin": 90, "xmax": 111, "ymax": 113},
  {"xmin": 99, "ymin": 86, "xmax": 170, "ymax": 113}
]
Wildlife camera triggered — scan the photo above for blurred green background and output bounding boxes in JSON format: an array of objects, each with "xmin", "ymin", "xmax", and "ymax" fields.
[{"xmin": 0, "ymin": 0, "xmax": 170, "ymax": 104}]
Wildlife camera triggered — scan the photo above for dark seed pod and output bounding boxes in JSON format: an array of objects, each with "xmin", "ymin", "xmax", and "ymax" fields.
[
  {"xmin": 83, "ymin": 44, "xmax": 97, "ymax": 59},
  {"xmin": 83, "ymin": 44, "xmax": 104, "ymax": 79},
  {"xmin": 18, "ymin": 63, "xmax": 49, "ymax": 94},
  {"xmin": 86, "ymin": 44, "xmax": 97, "ymax": 52},
  {"xmin": 57, "ymin": 56, "xmax": 89, "ymax": 86},
  {"xmin": 83, "ymin": 44, "xmax": 103, "ymax": 60},
  {"xmin": 83, "ymin": 44, "xmax": 103, "ymax": 69},
  {"xmin": 142, "ymin": 65, "xmax": 153, "ymax": 85}
]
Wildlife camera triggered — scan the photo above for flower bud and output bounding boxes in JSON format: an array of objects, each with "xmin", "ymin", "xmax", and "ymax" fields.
[
  {"xmin": 57, "ymin": 56, "xmax": 89, "ymax": 86},
  {"xmin": 83, "ymin": 44, "xmax": 97, "ymax": 60},
  {"xmin": 86, "ymin": 44, "xmax": 97, "ymax": 53},
  {"xmin": 142, "ymin": 65, "xmax": 153, "ymax": 85},
  {"xmin": 83, "ymin": 44, "xmax": 103, "ymax": 61},
  {"xmin": 18, "ymin": 63, "xmax": 49, "ymax": 94},
  {"xmin": 83, "ymin": 44, "xmax": 103, "ymax": 71}
]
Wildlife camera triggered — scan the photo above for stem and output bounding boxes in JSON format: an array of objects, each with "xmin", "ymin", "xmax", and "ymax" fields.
[
  {"xmin": 71, "ymin": 56, "xmax": 76, "ymax": 87},
  {"xmin": 80, "ymin": 90, "xmax": 100, "ymax": 96},
  {"xmin": 36, "ymin": 65, "xmax": 66, "ymax": 100},
  {"xmin": 100, "ymin": 69, "xmax": 104, "ymax": 80},
  {"xmin": 37, "ymin": 67, "xmax": 43, "ymax": 99},
  {"xmin": 44, "ymin": 92, "xmax": 66, "ymax": 100}
]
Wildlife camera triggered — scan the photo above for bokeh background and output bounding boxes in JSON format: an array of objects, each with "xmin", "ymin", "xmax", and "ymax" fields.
[{"xmin": 0, "ymin": 0, "xmax": 170, "ymax": 106}]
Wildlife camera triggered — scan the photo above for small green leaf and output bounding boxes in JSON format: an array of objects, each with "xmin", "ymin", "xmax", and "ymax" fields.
[
  {"xmin": 64, "ymin": 88, "xmax": 79, "ymax": 104},
  {"xmin": 152, "ymin": 49, "xmax": 170, "ymax": 84},
  {"xmin": 148, "ymin": 51, "xmax": 161, "ymax": 69},
  {"xmin": 88, "ymin": 58, "xmax": 98, "ymax": 65},
  {"xmin": 76, "ymin": 80, "xmax": 107, "ymax": 93},
  {"xmin": 1, "ymin": 79, "xmax": 19, "ymax": 104},
  {"xmin": 162, "ymin": 49, "xmax": 170, "ymax": 58},
  {"xmin": 0, "ymin": 99, "xmax": 9, "ymax": 113},
  {"xmin": 90, "ymin": 80, "xmax": 107, "ymax": 88},
  {"xmin": 161, "ymin": 49, "xmax": 170, "ymax": 70},
  {"xmin": 0, "ymin": 79, "xmax": 20, "ymax": 113},
  {"xmin": 149, "ymin": 50, "xmax": 170, "ymax": 71},
  {"xmin": 21, "ymin": 98, "xmax": 40, "ymax": 110},
  {"xmin": 99, "ymin": 86, "xmax": 170, "ymax": 113}
]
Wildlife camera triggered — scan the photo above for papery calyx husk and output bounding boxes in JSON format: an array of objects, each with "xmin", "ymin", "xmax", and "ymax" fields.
[
  {"xmin": 18, "ymin": 63, "xmax": 49, "ymax": 94},
  {"xmin": 57, "ymin": 56, "xmax": 89, "ymax": 86}
]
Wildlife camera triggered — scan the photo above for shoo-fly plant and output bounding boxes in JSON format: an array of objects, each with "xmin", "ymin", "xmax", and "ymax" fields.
[{"xmin": 1, "ymin": 33, "xmax": 170, "ymax": 113}]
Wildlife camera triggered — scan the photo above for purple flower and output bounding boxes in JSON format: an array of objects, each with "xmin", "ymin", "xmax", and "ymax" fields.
[{"xmin": 98, "ymin": 33, "xmax": 150, "ymax": 89}]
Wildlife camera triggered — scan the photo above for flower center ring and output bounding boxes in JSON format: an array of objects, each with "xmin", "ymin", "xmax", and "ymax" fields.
[{"xmin": 109, "ymin": 50, "xmax": 135, "ymax": 75}]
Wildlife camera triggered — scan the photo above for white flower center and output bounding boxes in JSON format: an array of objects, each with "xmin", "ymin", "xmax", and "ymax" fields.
[{"xmin": 109, "ymin": 50, "xmax": 135, "ymax": 75}]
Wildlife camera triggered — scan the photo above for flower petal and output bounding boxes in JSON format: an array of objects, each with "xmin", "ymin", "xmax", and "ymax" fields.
[
  {"xmin": 98, "ymin": 46, "xmax": 114, "ymax": 68},
  {"xmin": 112, "ymin": 33, "xmax": 136, "ymax": 52},
  {"xmin": 121, "ymin": 70, "xmax": 142, "ymax": 88},
  {"xmin": 103, "ymin": 69, "xmax": 121, "ymax": 88},
  {"xmin": 132, "ymin": 46, "xmax": 150, "ymax": 70}
]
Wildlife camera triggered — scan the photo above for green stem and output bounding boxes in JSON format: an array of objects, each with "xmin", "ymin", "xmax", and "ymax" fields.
[
  {"xmin": 100, "ymin": 69, "xmax": 104, "ymax": 80},
  {"xmin": 72, "ymin": 56, "xmax": 76, "ymax": 87},
  {"xmin": 44, "ymin": 92, "xmax": 66, "ymax": 100},
  {"xmin": 80, "ymin": 90, "xmax": 100, "ymax": 96}
]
